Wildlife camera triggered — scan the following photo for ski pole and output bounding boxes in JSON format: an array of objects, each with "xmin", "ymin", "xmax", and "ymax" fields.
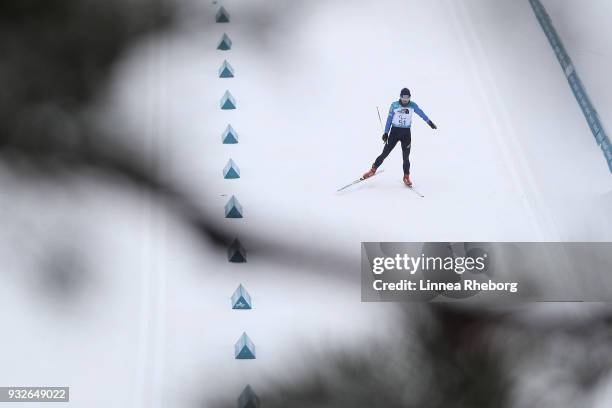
[{"xmin": 377, "ymin": 106, "xmax": 388, "ymax": 144}]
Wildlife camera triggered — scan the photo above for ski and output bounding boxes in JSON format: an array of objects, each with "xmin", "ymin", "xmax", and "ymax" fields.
[
  {"xmin": 407, "ymin": 185, "xmax": 424, "ymax": 198},
  {"xmin": 337, "ymin": 169, "xmax": 385, "ymax": 192}
]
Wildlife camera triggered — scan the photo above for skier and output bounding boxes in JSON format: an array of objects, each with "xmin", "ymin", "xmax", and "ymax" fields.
[{"xmin": 362, "ymin": 88, "xmax": 437, "ymax": 187}]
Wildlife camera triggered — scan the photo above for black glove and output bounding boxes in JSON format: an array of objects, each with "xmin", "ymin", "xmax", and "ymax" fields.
[
  {"xmin": 382, "ymin": 132, "xmax": 388, "ymax": 142},
  {"xmin": 428, "ymin": 120, "xmax": 437, "ymax": 130}
]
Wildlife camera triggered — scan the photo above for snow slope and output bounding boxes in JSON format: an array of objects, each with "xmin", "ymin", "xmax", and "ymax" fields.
[
  {"xmin": 130, "ymin": 0, "xmax": 612, "ymax": 404},
  {"xmin": 1, "ymin": 1, "xmax": 611, "ymax": 407}
]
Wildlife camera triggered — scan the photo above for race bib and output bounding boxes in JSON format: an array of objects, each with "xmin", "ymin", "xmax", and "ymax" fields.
[{"xmin": 392, "ymin": 107, "xmax": 413, "ymax": 128}]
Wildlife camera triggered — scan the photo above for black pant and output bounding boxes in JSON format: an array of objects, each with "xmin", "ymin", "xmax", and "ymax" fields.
[{"xmin": 373, "ymin": 126, "xmax": 412, "ymax": 174}]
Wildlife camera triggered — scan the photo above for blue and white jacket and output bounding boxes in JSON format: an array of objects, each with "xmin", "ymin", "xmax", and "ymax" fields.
[{"xmin": 385, "ymin": 100, "xmax": 430, "ymax": 133}]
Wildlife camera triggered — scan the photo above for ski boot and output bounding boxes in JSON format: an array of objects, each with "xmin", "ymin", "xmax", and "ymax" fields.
[
  {"xmin": 403, "ymin": 173, "xmax": 412, "ymax": 187},
  {"xmin": 362, "ymin": 166, "xmax": 377, "ymax": 180}
]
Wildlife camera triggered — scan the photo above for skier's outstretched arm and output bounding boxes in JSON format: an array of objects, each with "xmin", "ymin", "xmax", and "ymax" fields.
[
  {"xmin": 384, "ymin": 105, "xmax": 394, "ymax": 134},
  {"xmin": 412, "ymin": 102, "xmax": 437, "ymax": 129}
]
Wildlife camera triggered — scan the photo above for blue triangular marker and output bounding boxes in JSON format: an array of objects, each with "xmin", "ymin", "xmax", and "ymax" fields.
[
  {"xmin": 231, "ymin": 284, "xmax": 252, "ymax": 309},
  {"xmin": 224, "ymin": 167, "xmax": 240, "ymax": 178},
  {"xmin": 238, "ymin": 385, "xmax": 261, "ymax": 408},
  {"xmin": 227, "ymin": 239, "xmax": 247, "ymax": 262},
  {"xmin": 215, "ymin": 6, "xmax": 230, "ymax": 23},
  {"xmin": 234, "ymin": 332, "xmax": 256, "ymax": 359},
  {"xmin": 221, "ymin": 124, "xmax": 239, "ymax": 144},
  {"xmin": 224, "ymin": 195, "xmax": 243, "ymax": 218},
  {"xmin": 218, "ymin": 60, "xmax": 235, "ymax": 78},
  {"xmin": 217, "ymin": 33, "xmax": 232, "ymax": 50},
  {"xmin": 220, "ymin": 90, "xmax": 236, "ymax": 110},
  {"xmin": 223, "ymin": 158, "xmax": 240, "ymax": 179}
]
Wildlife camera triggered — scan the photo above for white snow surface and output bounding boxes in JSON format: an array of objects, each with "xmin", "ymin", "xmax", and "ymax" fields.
[{"xmin": 0, "ymin": 1, "xmax": 611, "ymax": 407}]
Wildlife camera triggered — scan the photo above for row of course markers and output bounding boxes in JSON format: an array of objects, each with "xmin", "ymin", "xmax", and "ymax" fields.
[{"xmin": 215, "ymin": 4, "xmax": 261, "ymax": 407}]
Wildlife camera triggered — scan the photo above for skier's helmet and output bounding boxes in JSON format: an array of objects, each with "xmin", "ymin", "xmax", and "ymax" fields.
[{"xmin": 400, "ymin": 88, "xmax": 411, "ymax": 104}]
